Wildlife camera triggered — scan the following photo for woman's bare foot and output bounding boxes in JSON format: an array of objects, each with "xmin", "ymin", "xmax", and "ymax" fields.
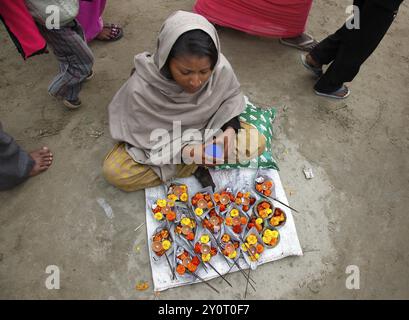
[
  {"xmin": 29, "ymin": 147, "xmax": 53, "ymax": 177},
  {"xmin": 96, "ymin": 24, "xmax": 123, "ymax": 41}
]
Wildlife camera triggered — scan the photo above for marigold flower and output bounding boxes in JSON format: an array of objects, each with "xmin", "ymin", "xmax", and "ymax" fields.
[
  {"xmin": 157, "ymin": 199, "xmax": 167, "ymax": 208},
  {"xmin": 195, "ymin": 208, "xmax": 204, "ymax": 216},
  {"xmin": 228, "ymin": 250, "xmax": 237, "ymax": 259},
  {"xmin": 167, "ymin": 194, "xmax": 178, "ymax": 201},
  {"xmin": 180, "ymin": 193, "xmax": 188, "ymax": 202},
  {"xmin": 187, "ymin": 263, "xmax": 197, "ymax": 273},
  {"xmin": 241, "ymin": 243, "xmax": 249, "ymax": 251},
  {"xmin": 271, "ymin": 230, "xmax": 279, "ymax": 238},
  {"xmin": 247, "ymin": 234, "xmax": 258, "ymax": 245},
  {"xmin": 256, "ymin": 218, "xmax": 263, "ymax": 225},
  {"xmin": 162, "ymin": 240, "xmax": 171, "ymax": 250},
  {"xmin": 154, "ymin": 212, "xmax": 163, "ymax": 221},
  {"xmin": 221, "ymin": 234, "xmax": 230, "ymax": 243},
  {"xmin": 202, "ymin": 253, "xmax": 211, "ymax": 262},
  {"xmin": 230, "ymin": 209, "xmax": 239, "ymax": 217},
  {"xmin": 166, "ymin": 211, "xmax": 176, "ymax": 221},
  {"xmin": 256, "ymin": 244, "xmax": 264, "ymax": 254},
  {"xmin": 181, "ymin": 218, "xmax": 191, "ymax": 226},
  {"xmin": 186, "ymin": 232, "xmax": 195, "ymax": 241},
  {"xmin": 176, "ymin": 264, "xmax": 186, "ymax": 275},
  {"xmin": 225, "ymin": 217, "xmax": 233, "ymax": 226},
  {"xmin": 200, "ymin": 235, "xmax": 210, "ymax": 244}
]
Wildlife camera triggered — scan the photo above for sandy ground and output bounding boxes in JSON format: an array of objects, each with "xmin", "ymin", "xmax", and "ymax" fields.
[{"xmin": 0, "ymin": 0, "xmax": 408, "ymax": 299}]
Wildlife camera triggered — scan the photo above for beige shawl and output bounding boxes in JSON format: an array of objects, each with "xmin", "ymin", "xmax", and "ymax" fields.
[{"xmin": 108, "ymin": 10, "xmax": 245, "ymax": 181}]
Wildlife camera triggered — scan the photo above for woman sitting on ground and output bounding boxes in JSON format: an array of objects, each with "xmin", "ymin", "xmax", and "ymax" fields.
[{"xmin": 103, "ymin": 11, "xmax": 265, "ymax": 192}]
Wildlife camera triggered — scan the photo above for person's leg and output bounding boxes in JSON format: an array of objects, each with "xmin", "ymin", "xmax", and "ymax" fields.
[
  {"xmin": 305, "ymin": 0, "xmax": 365, "ymax": 70},
  {"xmin": 103, "ymin": 143, "xmax": 163, "ymax": 192},
  {"xmin": 314, "ymin": 1, "xmax": 396, "ymax": 94},
  {"xmin": 37, "ymin": 20, "xmax": 94, "ymax": 108},
  {"xmin": 0, "ymin": 123, "xmax": 52, "ymax": 191},
  {"xmin": 77, "ymin": 0, "xmax": 107, "ymax": 42}
]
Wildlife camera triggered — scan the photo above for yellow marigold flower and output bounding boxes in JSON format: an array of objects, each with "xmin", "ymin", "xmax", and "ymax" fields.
[
  {"xmin": 162, "ymin": 240, "xmax": 171, "ymax": 250},
  {"xmin": 266, "ymin": 208, "xmax": 273, "ymax": 215},
  {"xmin": 181, "ymin": 217, "xmax": 191, "ymax": 226},
  {"xmin": 264, "ymin": 229, "xmax": 273, "ymax": 237},
  {"xmin": 255, "ymin": 218, "xmax": 263, "ymax": 225},
  {"xmin": 154, "ymin": 212, "xmax": 163, "ymax": 221},
  {"xmin": 241, "ymin": 243, "xmax": 249, "ymax": 251},
  {"xmin": 200, "ymin": 235, "xmax": 210, "ymax": 244},
  {"xmin": 202, "ymin": 253, "xmax": 211, "ymax": 262},
  {"xmin": 167, "ymin": 201, "xmax": 175, "ymax": 207},
  {"xmin": 244, "ymin": 192, "xmax": 251, "ymax": 198},
  {"xmin": 255, "ymin": 253, "xmax": 260, "ymax": 260},
  {"xmin": 157, "ymin": 199, "xmax": 167, "ymax": 208},
  {"xmin": 195, "ymin": 207, "xmax": 204, "ymax": 216},
  {"xmin": 271, "ymin": 230, "xmax": 279, "ymax": 238},
  {"xmin": 167, "ymin": 194, "xmax": 178, "ymax": 201},
  {"xmin": 279, "ymin": 215, "xmax": 285, "ymax": 222},
  {"xmin": 247, "ymin": 234, "xmax": 257, "ymax": 245},
  {"xmin": 180, "ymin": 193, "xmax": 188, "ymax": 202},
  {"xmin": 262, "ymin": 236, "xmax": 271, "ymax": 244},
  {"xmin": 228, "ymin": 250, "xmax": 237, "ymax": 259},
  {"xmin": 230, "ymin": 209, "xmax": 239, "ymax": 217}
]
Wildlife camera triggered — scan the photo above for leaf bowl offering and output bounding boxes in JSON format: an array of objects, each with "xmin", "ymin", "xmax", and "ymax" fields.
[
  {"xmin": 167, "ymin": 183, "xmax": 189, "ymax": 203},
  {"xmin": 234, "ymin": 190, "xmax": 257, "ymax": 213},
  {"xmin": 213, "ymin": 187, "xmax": 235, "ymax": 213},
  {"xmin": 175, "ymin": 246, "xmax": 200, "ymax": 278},
  {"xmin": 267, "ymin": 207, "xmax": 287, "ymax": 228},
  {"xmin": 193, "ymin": 230, "xmax": 218, "ymax": 264},
  {"xmin": 253, "ymin": 198, "xmax": 275, "ymax": 220},
  {"xmin": 191, "ymin": 187, "xmax": 215, "ymax": 218},
  {"xmin": 224, "ymin": 206, "xmax": 248, "ymax": 237},
  {"xmin": 151, "ymin": 198, "xmax": 177, "ymax": 222},
  {"xmin": 151, "ymin": 227, "xmax": 174, "ymax": 257},
  {"xmin": 246, "ymin": 214, "xmax": 264, "ymax": 234},
  {"xmin": 241, "ymin": 227, "xmax": 265, "ymax": 269},
  {"xmin": 201, "ymin": 208, "xmax": 224, "ymax": 235},
  {"xmin": 175, "ymin": 216, "xmax": 197, "ymax": 242},
  {"xmin": 254, "ymin": 174, "xmax": 276, "ymax": 198},
  {"xmin": 261, "ymin": 226, "xmax": 280, "ymax": 249}
]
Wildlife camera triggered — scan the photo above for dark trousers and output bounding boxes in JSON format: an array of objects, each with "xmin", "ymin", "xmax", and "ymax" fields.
[{"xmin": 310, "ymin": 0, "xmax": 398, "ymax": 93}]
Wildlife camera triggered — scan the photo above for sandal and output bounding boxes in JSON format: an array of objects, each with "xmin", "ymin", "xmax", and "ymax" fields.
[
  {"xmin": 279, "ymin": 33, "xmax": 318, "ymax": 52},
  {"xmin": 96, "ymin": 23, "xmax": 123, "ymax": 42},
  {"xmin": 301, "ymin": 54, "xmax": 323, "ymax": 77},
  {"xmin": 314, "ymin": 85, "xmax": 350, "ymax": 99}
]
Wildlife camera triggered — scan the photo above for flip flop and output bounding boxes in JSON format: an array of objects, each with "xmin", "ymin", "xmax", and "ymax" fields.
[
  {"xmin": 97, "ymin": 23, "xmax": 123, "ymax": 42},
  {"xmin": 314, "ymin": 85, "xmax": 351, "ymax": 99},
  {"xmin": 279, "ymin": 33, "xmax": 318, "ymax": 52},
  {"xmin": 301, "ymin": 54, "xmax": 323, "ymax": 77}
]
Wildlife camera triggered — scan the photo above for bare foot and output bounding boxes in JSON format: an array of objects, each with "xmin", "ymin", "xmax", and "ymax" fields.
[
  {"xmin": 96, "ymin": 24, "xmax": 123, "ymax": 41},
  {"xmin": 29, "ymin": 147, "xmax": 53, "ymax": 177}
]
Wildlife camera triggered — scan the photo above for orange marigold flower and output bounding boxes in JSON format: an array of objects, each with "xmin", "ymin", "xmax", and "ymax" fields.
[
  {"xmin": 187, "ymin": 263, "xmax": 197, "ymax": 273},
  {"xmin": 176, "ymin": 264, "xmax": 186, "ymax": 275},
  {"xmin": 256, "ymin": 244, "xmax": 264, "ymax": 254}
]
